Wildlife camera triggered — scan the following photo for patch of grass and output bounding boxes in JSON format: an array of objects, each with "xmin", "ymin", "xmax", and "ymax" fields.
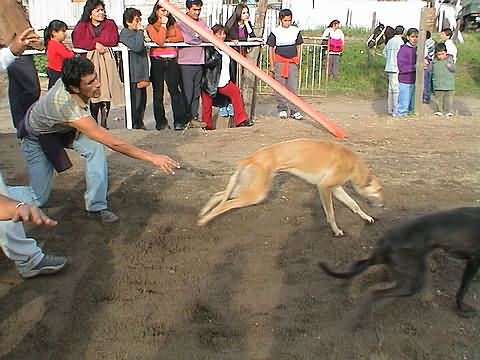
[{"xmin": 302, "ymin": 27, "xmax": 480, "ymax": 97}]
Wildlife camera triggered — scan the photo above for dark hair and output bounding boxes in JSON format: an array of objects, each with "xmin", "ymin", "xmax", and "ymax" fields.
[
  {"xmin": 328, "ymin": 19, "xmax": 340, "ymax": 28},
  {"xmin": 442, "ymin": 27, "xmax": 453, "ymax": 38},
  {"xmin": 406, "ymin": 27, "xmax": 418, "ymax": 37},
  {"xmin": 279, "ymin": 9, "xmax": 292, "ymax": 20},
  {"xmin": 79, "ymin": 0, "xmax": 105, "ymax": 22},
  {"xmin": 148, "ymin": 2, "xmax": 175, "ymax": 27},
  {"xmin": 225, "ymin": 4, "xmax": 248, "ymax": 33},
  {"xmin": 44, "ymin": 19, "xmax": 68, "ymax": 49},
  {"xmin": 394, "ymin": 25, "xmax": 404, "ymax": 35},
  {"xmin": 123, "ymin": 7, "xmax": 141, "ymax": 28},
  {"xmin": 62, "ymin": 57, "xmax": 95, "ymax": 93},
  {"xmin": 186, "ymin": 0, "xmax": 203, "ymax": 9},
  {"xmin": 426, "ymin": 30, "xmax": 431, "ymax": 39},
  {"xmin": 435, "ymin": 42, "xmax": 447, "ymax": 53},
  {"xmin": 211, "ymin": 24, "xmax": 225, "ymax": 35}
]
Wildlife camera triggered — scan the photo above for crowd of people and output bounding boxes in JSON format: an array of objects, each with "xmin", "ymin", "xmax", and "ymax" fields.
[
  {"xmin": 382, "ymin": 25, "xmax": 457, "ymax": 117},
  {"xmin": 43, "ymin": 0, "xmax": 306, "ymax": 130}
]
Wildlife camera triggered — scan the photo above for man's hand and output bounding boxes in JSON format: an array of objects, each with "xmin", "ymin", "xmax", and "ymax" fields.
[
  {"xmin": 12, "ymin": 203, "xmax": 58, "ymax": 226},
  {"xmin": 9, "ymin": 28, "xmax": 41, "ymax": 56},
  {"xmin": 150, "ymin": 155, "xmax": 180, "ymax": 175}
]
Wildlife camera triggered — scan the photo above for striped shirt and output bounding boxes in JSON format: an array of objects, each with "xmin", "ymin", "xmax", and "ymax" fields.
[{"xmin": 27, "ymin": 79, "xmax": 90, "ymax": 135}]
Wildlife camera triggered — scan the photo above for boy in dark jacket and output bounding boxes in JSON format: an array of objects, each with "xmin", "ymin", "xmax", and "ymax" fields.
[
  {"xmin": 200, "ymin": 24, "xmax": 252, "ymax": 130},
  {"xmin": 431, "ymin": 42, "xmax": 456, "ymax": 116},
  {"xmin": 120, "ymin": 8, "xmax": 149, "ymax": 129}
]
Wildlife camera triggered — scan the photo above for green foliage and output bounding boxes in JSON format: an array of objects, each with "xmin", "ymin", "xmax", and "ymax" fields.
[
  {"xmin": 33, "ymin": 54, "xmax": 47, "ymax": 74},
  {"xmin": 300, "ymin": 27, "xmax": 480, "ymax": 97},
  {"xmin": 306, "ymin": 26, "xmax": 370, "ymax": 39}
]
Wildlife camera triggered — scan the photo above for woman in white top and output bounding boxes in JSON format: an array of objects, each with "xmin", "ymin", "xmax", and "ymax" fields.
[{"xmin": 322, "ymin": 20, "xmax": 345, "ymax": 80}]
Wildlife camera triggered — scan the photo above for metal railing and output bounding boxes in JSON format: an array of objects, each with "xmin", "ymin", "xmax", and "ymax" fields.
[
  {"xmin": 257, "ymin": 37, "xmax": 329, "ymax": 97},
  {"xmin": 24, "ymin": 38, "xmax": 329, "ymax": 129},
  {"xmin": 25, "ymin": 41, "xmax": 262, "ymax": 129}
]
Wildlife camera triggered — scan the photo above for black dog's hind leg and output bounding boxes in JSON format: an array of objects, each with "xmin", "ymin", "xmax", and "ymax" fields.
[
  {"xmin": 352, "ymin": 258, "xmax": 425, "ymax": 327},
  {"xmin": 456, "ymin": 258, "xmax": 480, "ymax": 316}
]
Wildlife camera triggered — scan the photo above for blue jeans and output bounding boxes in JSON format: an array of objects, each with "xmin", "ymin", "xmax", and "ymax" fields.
[
  {"xmin": 8, "ymin": 134, "xmax": 108, "ymax": 212},
  {"xmin": 397, "ymin": 82, "xmax": 415, "ymax": 115},
  {"xmin": 0, "ymin": 170, "xmax": 44, "ymax": 274}
]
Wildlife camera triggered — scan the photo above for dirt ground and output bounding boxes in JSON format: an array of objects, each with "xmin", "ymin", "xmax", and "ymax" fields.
[{"xmin": 0, "ymin": 90, "xmax": 480, "ymax": 360}]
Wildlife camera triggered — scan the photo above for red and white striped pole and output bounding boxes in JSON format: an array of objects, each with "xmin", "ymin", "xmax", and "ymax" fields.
[{"xmin": 158, "ymin": 0, "xmax": 346, "ymax": 139}]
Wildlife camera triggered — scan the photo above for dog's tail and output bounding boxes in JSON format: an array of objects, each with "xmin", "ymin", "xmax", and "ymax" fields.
[
  {"xmin": 318, "ymin": 257, "xmax": 376, "ymax": 280},
  {"xmin": 198, "ymin": 163, "xmax": 245, "ymax": 221}
]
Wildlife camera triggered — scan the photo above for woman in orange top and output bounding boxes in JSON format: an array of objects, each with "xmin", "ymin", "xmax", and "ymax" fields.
[{"xmin": 146, "ymin": 0, "xmax": 186, "ymax": 131}]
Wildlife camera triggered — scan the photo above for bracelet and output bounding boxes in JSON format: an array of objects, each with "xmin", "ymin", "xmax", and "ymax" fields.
[{"xmin": 15, "ymin": 202, "xmax": 25, "ymax": 209}]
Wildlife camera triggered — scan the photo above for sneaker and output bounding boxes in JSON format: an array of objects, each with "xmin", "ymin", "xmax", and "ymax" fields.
[
  {"xmin": 291, "ymin": 112, "xmax": 304, "ymax": 120},
  {"xmin": 89, "ymin": 209, "xmax": 119, "ymax": 223},
  {"xmin": 219, "ymin": 106, "xmax": 229, "ymax": 117},
  {"xmin": 445, "ymin": 112, "xmax": 454, "ymax": 117},
  {"xmin": 236, "ymin": 119, "xmax": 254, "ymax": 127},
  {"xmin": 279, "ymin": 111, "xmax": 288, "ymax": 119},
  {"xmin": 434, "ymin": 112, "xmax": 443, "ymax": 116},
  {"xmin": 227, "ymin": 104, "xmax": 234, "ymax": 116},
  {"xmin": 21, "ymin": 254, "xmax": 67, "ymax": 279}
]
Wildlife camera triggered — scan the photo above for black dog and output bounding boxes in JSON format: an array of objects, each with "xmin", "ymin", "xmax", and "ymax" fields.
[{"xmin": 319, "ymin": 207, "xmax": 480, "ymax": 318}]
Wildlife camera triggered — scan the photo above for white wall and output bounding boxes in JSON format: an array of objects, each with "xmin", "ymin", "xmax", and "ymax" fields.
[
  {"xmin": 27, "ymin": 0, "xmax": 440, "ymax": 32},
  {"xmin": 281, "ymin": 0, "xmax": 428, "ymax": 30}
]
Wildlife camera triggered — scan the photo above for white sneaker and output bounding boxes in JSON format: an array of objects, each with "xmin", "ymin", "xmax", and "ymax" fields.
[
  {"xmin": 279, "ymin": 111, "xmax": 288, "ymax": 119},
  {"xmin": 291, "ymin": 112, "xmax": 304, "ymax": 120},
  {"xmin": 434, "ymin": 112, "xmax": 443, "ymax": 116},
  {"xmin": 445, "ymin": 112, "xmax": 454, "ymax": 117}
]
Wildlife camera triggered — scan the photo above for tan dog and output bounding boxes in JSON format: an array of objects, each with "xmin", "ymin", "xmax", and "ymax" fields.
[{"xmin": 198, "ymin": 139, "xmax": 384, "ymax": 236}]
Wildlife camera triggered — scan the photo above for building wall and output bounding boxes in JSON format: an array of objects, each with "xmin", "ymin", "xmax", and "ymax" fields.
[
  {"xmin": 281, "ymin": 0, "xmax": 428, "ymax": 29},
  {"xmin": 27, "ymin": 0, "xmax": 440, "ymax": 32}
]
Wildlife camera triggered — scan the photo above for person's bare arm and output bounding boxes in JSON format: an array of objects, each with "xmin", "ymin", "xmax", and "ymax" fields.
[
  {"xmin": 0, "ymin": 195, "xmax": 57, "ymax": 225},
  {"xmin": 268, "ymin": 46, "xmax": 275, "ymax": 73},
  {"xmin": 68, "ymin": 117, "xmax": 180, "ymax": 174},
  {"xmin": 296, "ymin": 44, "xmax": 302, "ymax": 63}
]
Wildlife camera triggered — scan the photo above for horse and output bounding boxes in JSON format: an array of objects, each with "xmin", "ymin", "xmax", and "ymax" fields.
[{"xmin": 366, "ymin": 23, "xmax": 396, "ymax": 49}]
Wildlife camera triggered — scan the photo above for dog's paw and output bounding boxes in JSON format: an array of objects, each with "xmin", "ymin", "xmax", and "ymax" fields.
[
  {"xmin": 365, "ymin": 216, "xmax": 375, "ymax": 224},
  {"xmin": 333, "ymin": 229, "xmax": 345, "ymax": 237}
]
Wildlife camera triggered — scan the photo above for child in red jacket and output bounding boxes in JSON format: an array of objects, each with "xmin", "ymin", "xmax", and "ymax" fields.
[{"xmin": 44, "ymin": 20, "xmax": 74, "ymax": 89}]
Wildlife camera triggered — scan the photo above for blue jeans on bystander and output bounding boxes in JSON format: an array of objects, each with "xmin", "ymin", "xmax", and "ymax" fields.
[
  {"xmin": 397, "ymin": 82, "xmax": 415, "ymax": 115},
  {"xmin": 8, "ymin": 133, "xmax": 109, "ymax": 212}
]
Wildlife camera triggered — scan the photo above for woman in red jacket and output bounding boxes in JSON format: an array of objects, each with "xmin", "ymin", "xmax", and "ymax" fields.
[{"xmin": 72, "ymin": 0, "xmax": 119, "ymax": 129}]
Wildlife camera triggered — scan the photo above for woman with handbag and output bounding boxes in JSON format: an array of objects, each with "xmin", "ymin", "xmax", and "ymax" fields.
[
  {"xmin": 72, "ymin": 0, "xmax": 124, "ymax": 129},
  {"xmin": 322, "ymin": 20, "xmax": 344, "ymax": 80}
]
